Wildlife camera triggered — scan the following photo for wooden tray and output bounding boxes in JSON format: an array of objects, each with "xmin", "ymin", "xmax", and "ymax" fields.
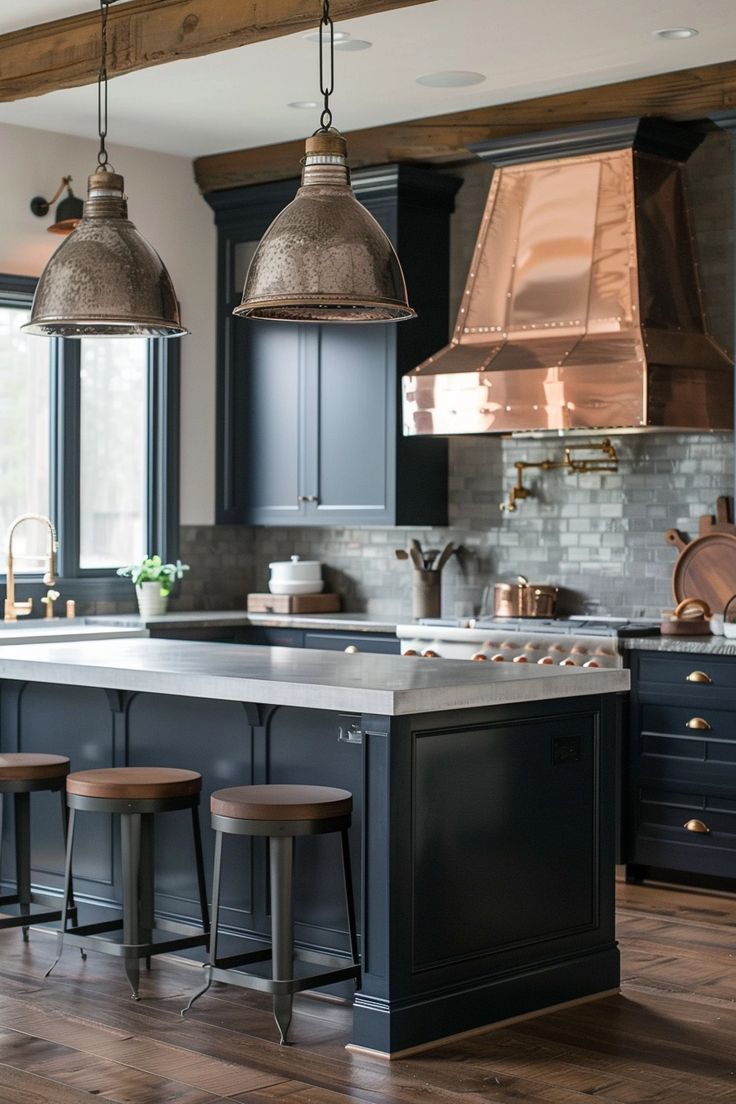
[{"xmin": 247, "ymin": 593, "xmax": 340, "ymax": 614}]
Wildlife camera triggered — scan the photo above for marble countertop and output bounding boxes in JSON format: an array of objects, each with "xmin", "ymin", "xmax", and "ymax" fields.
[
  {"xmin": 93, "ymin": 610, "xmax": 401, "ymax": 634},
  {"xmin": 0, "ymin": 638, "xmax": 629, "ymax": 716},
  {"xmin": 0, "ymin": 621, "xmax": 149, "ymax": 646},
  {"xmin": 622, "ymin": 635, "xmax": 736, "ymax": 656}
]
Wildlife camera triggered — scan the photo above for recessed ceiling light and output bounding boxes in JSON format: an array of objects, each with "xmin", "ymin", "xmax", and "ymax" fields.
[
  {"xmin": 653, "ymin": 26, "xmax": 699, "ymax": 38},
  {"xmin": 334, "ymin": 39, "xmax": 372, "ymax": 51},
  {"xmin": 416, "ymin": 70, "xmax": 486, "ymax": 88},
  {"xmin": 288, "ymin": 100, "xmax": 319, "ymax": 109},
  {"xmin": 303, "ymin": 30, "xmax": 351, "ymax": 43}
]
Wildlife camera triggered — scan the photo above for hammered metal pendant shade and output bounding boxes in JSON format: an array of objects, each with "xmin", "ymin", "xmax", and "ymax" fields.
[
  {"xmin": 23, "ymin": 171, "xmax": 187, "ymax": 338},
  {"xmin": 235, "ymin": 133, "xmax": 415, "ymax": 322}
]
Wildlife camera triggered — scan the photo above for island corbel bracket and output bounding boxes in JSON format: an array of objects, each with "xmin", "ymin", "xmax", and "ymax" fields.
[{"xmin": 500, "ymin": 439, "xmax": 618, "ymax": 512}]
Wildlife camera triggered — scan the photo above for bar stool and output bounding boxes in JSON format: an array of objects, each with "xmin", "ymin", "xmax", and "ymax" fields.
[
  {"xmin": 46, "ymin": 767, "xmax": 210, "ymax": 1000},
  {"xmin": 0, "ymin": 754, "xmax": 75, "ymax": 940},
  {"xmin": 184, "ymin": 784, "xmax": 360, "ymax": 1044}
]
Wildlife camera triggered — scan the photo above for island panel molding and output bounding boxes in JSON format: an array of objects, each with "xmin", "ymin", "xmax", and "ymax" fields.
[
  {"xmin": 0, "ymin": 0, "xmax": 434, "ymax": 103},
  {"xmin": 0, "ymin": 669, "xmax": 621, "ymax": 1054},
  {"xmin": 195, "ymin": 58, "xmax": 736, "ymax": 191}
]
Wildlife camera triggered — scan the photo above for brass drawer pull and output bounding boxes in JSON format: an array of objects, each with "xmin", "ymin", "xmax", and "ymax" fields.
[
  {"xmin": 685, "ymin": 717, "xmax": 712, "ymax": 731},
  {"xmin": 683, "ymin": 819, "xmax": 710, "ymax": 834},
  {"xmin": 686, "ymin": 671, "xmax": 712, "ymax": 684}
]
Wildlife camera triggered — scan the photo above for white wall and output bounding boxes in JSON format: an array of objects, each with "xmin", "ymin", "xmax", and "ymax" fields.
[{"xmin": 0, "ymin": 120, "xmax": 216, "ymax": 524}]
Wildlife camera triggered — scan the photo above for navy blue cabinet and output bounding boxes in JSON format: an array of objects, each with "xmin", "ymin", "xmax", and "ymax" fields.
[
  {"xmin": 626, "ymin": 650, "xmax": 736, "ymax": 887},
  {"xmin": 206, "ymin": 167, "xmax": 459, "ymax": 526}
]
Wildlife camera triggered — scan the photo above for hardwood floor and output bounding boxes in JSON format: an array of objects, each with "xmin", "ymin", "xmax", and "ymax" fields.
[{"xmin": 0, "ymin": 883, "xmax": 734, "ymax": 1103}]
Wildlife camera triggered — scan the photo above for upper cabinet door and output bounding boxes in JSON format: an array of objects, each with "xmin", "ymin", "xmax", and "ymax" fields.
[
  {"xmin": 308, "ymin": 324, "xmax": 395, "ymax": 525},
  {"xmin": 207, "ymin": 168, "xmax": 460, "ymax": 527},
  {"xmin": 242, "ymin": 319, "xmax": 308, "ymax": 525}
]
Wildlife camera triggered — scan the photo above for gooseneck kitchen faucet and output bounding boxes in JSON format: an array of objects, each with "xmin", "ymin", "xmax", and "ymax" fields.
[{"xmin": 4, "ymin": 514, "xmax": 58, "ymax": 622}]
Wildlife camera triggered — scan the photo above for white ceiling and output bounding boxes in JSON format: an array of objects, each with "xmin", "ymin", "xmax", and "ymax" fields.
[{"xmin": 0, "ymin": 0, "xmax": 735, "ymax": 159}]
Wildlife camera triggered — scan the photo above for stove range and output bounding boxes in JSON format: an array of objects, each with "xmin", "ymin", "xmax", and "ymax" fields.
[{"xmin": 395, "ymin": 616, "xmax": 660, "ymax": 668}]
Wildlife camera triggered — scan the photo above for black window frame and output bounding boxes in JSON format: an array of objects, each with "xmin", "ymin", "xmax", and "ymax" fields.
[{"xmin": 0, "ymin": 272, "xmax": 180, "ymax": 604}]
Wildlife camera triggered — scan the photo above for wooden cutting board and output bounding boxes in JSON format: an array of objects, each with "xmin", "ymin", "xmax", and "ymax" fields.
[
  {"xmin": 665, "ymin": 498, "xmax": 736, "ymax": 615},
  {"xmin": 247, "ymin": 593, "xmax": 340, "ymax": 614}
]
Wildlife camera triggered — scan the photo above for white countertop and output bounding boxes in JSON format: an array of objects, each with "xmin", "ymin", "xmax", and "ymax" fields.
[
  {"xmin": 0, "ymin": 621, "xmax": 149, "ymax": 645},
  {"xmin": 0, "ymin": 638, "xmax": 629, "ymax": 716}
]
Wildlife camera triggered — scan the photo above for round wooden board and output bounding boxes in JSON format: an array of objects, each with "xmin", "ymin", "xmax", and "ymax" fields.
[{"xmin": 672, "ymin": 532, "xmax": 736, "ymax": 615}]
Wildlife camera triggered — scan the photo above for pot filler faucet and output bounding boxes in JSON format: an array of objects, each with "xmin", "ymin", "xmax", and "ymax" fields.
[{"xmin": 4, "ymin": 514, "xmax": 58, "ymax": 621}]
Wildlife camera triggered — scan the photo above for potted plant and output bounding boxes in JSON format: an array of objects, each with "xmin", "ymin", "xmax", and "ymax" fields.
[{"xmin": 117, "ymin": 555, "xmax": 190, "ymax": 617}]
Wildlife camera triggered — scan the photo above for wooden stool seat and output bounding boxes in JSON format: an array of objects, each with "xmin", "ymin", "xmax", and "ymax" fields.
[
  {"xmin": 211, "ymin": 784, "xmax": 352, "ymax": 822},
  {"xmin": 0, "ymin": 754, "xmax": 69, "ymax": 782},
  {"xmin": 67, "ymin": 767, "xmax": 201, "ymax": 801}
]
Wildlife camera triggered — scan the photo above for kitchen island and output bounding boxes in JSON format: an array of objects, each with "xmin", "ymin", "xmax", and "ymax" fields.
[{"xmin": 0, "ymin": 638, "xmax": 628, "ymax": 1056}]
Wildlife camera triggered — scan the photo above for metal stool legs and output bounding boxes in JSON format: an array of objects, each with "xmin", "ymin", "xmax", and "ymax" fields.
[
  {"xmin": 185, "ymin": 820, "xmax": 360, "ymax": 1046},
  {"xmin": 47, "ymin": 796, "xmax": 209, "ymax": 999},
  {"xmin": 0, "ymin": 780, "xmax": 76, "ymax": 940},
  {"xmin": 270, "ymin": 836, "xmax": 294, "ymax": 1044}
]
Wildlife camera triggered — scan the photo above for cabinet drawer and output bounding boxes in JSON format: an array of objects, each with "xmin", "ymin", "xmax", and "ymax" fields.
[
  {"xmin": 635, "ymin": 649, "xmax": 732, "ymax": 693},
  {"xmin": 631, "ymin": 785, "xmax": 736, "ymax": 879},
  {"xmin": 639, "ymin": 702, "xmax": 736, "ymax": 753}
]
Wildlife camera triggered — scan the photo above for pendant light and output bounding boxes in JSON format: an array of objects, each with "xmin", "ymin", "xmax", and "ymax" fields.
[
  {"xmin": 23, "ymin": 1, "xmax": 186, "ymax": 338},
  {"xmin": 234, "ymin": 0, "xmax": 415, "ymax": 323}
]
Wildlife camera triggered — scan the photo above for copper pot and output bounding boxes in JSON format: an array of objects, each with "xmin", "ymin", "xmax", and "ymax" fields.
[{"xmin": 493, "ymin": 577, "xmax": 558, "ymax": 618}]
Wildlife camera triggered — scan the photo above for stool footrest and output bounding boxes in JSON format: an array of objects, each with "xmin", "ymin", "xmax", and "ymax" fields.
[
  {"xmin": 0, "ymin": 892, "xmax": 78, "ymax": 931},
  {"xmin": 60, "ymin": 918, "xmax": 208, "ymax": 959},
  {"xmin": 208, "ymin": 960, "xmax": 360, "ymax": 997}
]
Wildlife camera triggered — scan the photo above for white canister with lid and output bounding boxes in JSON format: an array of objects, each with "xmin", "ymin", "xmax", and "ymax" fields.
[{"xmin": 268, "ymin": 555, "xmax": 324, "ymax": 596}]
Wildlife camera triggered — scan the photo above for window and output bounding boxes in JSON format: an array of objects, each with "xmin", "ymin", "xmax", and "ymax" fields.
[{"xmin": 0, "ymin": 274, "xmax": 179, "ymax": 597}]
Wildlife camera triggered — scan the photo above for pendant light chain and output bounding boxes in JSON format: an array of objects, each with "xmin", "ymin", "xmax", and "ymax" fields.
[
  {"xmin": 318, "ymin": 0, "xmax": 335, "ymax": 132},
  {"xmin": 97, "ymin": 0, "xmax": 111, "ymax": 169}
]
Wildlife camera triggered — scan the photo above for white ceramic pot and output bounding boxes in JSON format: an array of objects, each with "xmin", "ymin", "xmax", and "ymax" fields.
[
  {"xmin": 136, "ymin": 581, "xmax": 169, "ymax": 617},
  {"xmin": 268, "ymin": 555, "xmax": 323, "ymax": 596}
]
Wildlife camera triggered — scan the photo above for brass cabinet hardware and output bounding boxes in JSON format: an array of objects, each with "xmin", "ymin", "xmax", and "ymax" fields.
[
  {"xmin": 683, "ymin": 818, "xmax": 710, "ymax": 834},
  {"xmin": 686, "ymin": 671, "xmax": 712, "ymax": 684},
  {"xmin": 685, "ymin": 717, "xmax": 712, "ymax": 731}
]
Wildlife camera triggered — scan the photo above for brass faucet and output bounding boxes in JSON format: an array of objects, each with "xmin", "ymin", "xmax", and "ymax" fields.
[
  {"xmin": 4, "ymin": 514, "xmax": 58, "ymax": 622},
  {"xmin": 500, "ymin": 439, "xmax": 619, "ymax": 512}
]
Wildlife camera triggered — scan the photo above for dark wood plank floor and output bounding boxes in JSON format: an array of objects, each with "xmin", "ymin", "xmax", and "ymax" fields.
[{"xmin": 0, "ymin": 882, "xmax": 734, "ymax": 1103}]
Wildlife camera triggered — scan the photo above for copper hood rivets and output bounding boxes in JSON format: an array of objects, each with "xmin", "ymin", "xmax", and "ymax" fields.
[
  {"xmin": 24, "ymin": 1, "xmax": 186, "ymax": 340},
  {"xmin": 235, "ymin": 0, "xmax": 414, "ymax": 324}
]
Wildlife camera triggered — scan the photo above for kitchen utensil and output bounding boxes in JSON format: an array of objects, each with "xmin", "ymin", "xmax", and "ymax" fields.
[
  {"xmin": 435, "ymin": 542, "xmax": 456, "ymax": 572},
  {"xmin": 697, "ymin": 495, "xmax": 735, "ymax": 536},
  {"xmin": 665, "ymin": 527, "xmax": 736, "ymax": 615},
  {"xmin": 268, "ymin": 555, "xmax": 323, "ymax": 596},
  {"xmin": 660, "ymin": 596, "xmax": 712, "ymax": 636},
  {"xmin": 493, "ymin": 578, "xmax": 558, "ymax": 617},
  {"xmin": 412, "ymin": 569, "xmax": 441, "ymax": 619}
]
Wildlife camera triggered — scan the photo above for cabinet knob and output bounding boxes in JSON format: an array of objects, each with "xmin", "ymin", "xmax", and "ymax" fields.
[
  {"xmin": 344, "ymin": 645, "xmax": 360, "ymax": 654},
  {"xmin": 683, "ymin": 818, "xmax": 710, "ymax": 834},
  {"xmin": 685, "ymin": 717, "xmax": 712, "ymax": 731},
  {"xmin": 686, "ymin": 671, "xmax": 712, "ymax": 684}
]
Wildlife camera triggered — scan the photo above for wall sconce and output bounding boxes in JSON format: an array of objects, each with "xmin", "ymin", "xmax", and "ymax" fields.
[{"xmin": 30, "ymin": 176, "xmax": 84, "ymax": 235}]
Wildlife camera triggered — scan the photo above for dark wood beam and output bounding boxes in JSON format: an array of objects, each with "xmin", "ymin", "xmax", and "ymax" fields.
[
  {"xmin": 194, "ymin": 58, "xmax": 736, "ymax": 193},
  {"xmin": 0, "ymin": 0, "xmax": 435, "ymax": 103}
]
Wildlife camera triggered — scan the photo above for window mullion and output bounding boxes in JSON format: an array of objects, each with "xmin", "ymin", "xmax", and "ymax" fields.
[{"xmin": 53, "ymin": 338, "xmax": 81, "ymax": 578}]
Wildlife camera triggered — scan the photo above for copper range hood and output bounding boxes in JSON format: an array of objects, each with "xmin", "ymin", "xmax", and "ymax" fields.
[{"xmin": 403, "ymin": 118, "xmax": 733, "ymax": 436}]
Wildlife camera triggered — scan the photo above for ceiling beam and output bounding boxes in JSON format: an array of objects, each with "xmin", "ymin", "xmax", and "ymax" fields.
[
  {"xmin": 0, "ymin": 0, "xmax": 435, "ymax": 103},
  {"xmin": 194, "ymin": 58, "xmax": 736, "ymax": 193}
]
